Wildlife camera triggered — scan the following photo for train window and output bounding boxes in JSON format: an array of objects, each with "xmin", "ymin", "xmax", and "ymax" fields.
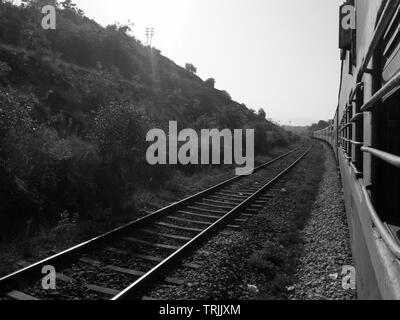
[
  {"xmin": 381, "ymin": 4, "xmax": 400, "ymax": 83},
  {"xmin": 374, "ymin": 6, "xmax": 400, "ymax": 242},
  {"xmin": 354, "ymin": 88, "xmax": 363, "ymax": 173},
  {"xmin": 375, "ymin": 90, "xmax": 400, "ymax": 243}
]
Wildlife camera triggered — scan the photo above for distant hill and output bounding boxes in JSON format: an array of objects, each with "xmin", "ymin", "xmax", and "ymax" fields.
[
  {"xmin": 282, "ymin": 125, "xmax": 309, "ymax": 134},
  {"xmin": 308, "ymin": 120, "xmax": 332, "ymax": 132},
  {"xmin": 0, "ymin": 1, "xmax": 294, "ymax": 134},
  {"xmin": 0, "ymin": 1, "xmax": 298, "ymax": 235}
]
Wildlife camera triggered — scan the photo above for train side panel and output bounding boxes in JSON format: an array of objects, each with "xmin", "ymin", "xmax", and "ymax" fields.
[
  {"xmin": 314, "ymin": 0, "xmax": 400, "ymax": 300},
  {"xmin": 338, "ymin": 146, "xmax": 400, "ymax": 299},
  {"xmin": 313, "ymin": 126, "xmax": 400, "ymax": 299}
]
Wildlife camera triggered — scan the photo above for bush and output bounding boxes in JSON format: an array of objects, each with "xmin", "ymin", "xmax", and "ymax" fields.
[
  {"xmin": 205, "ymin": 78, "xmax": 215, "ymax": 88},
  {"xmin": 217, "ymin": 105, "xmax": 244, "ymax": 129},
  {"xmin": 254, "ymin": 124, "xmax": 269, "ymax": 154},
  {"xmin": 0, "ymin": 60, "xmax": 11, "ymax": 79},
  {"xmin": 221, "ymin": 90, "xmax": 231, "ymax": 100},
  {"xmin": 185, "ymin": 63, "xmax": 197, "ymax": 74},
  {"xmin": 91, "ymin": 103, "xmax": 150, "ymax": 214},
  {"xmin": 92, "ymin": 103, "xmax": 149, "ymax": 165},
  {"xmin": 248, "ymin": 240, "xmax": 287, "ymax": 277},
  {"xmin": 258, "ymin": 108, "xmax": 266, "ymax": 119},
  {"xmin": 0, "ymin": 1, "xmax": 299, "ymax": 242}
]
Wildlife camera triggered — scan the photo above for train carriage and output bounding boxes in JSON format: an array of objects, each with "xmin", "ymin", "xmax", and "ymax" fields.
[{"xmin": 313, "ymin": 0, "xmax": 400, "ymax": 299}]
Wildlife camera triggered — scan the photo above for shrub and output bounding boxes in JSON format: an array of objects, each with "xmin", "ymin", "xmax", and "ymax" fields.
[
  {"xmin": 217, "ymin": 105, "xmax": 244, "ymax": 130},
  {"xmin": 0, "ymin": 61, "xmax": 11, "ymax": 79},
  {"xmin": 185, "ymin": 63, "xmax": 197, "ymax": 74},
  {"xmin": 92, "ymin": 103, "xmax": 149, "ymax": 165},
  {"xmin": 91, "ymin": 103, "xmax": 150, "ymax": 214},
  {"xmin": 221, "ymin": 90, "xmax": 232, "ymax": 100},
  {"xmin": 205, "ymin": 78, "xmax": 215, "ymax": 88},
  {"xmin": 258, "ymin": 108, "xmax": 266, "ymax": 119}
]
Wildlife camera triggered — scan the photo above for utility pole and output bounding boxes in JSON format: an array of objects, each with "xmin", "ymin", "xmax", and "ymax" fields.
[{"xmin": 145, "ymin": 27, "xmax": 155, "ymax": 47}]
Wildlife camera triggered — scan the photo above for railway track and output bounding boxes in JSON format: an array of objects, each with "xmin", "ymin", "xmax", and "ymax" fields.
[{"xmin": 0, "ymin": 144, "xmax": 312, "ymax": 300}]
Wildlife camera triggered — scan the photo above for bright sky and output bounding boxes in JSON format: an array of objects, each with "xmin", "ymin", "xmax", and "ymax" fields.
[{"xmin": 73, "ymin": 0, "xmax": 343, "ymax": 126}]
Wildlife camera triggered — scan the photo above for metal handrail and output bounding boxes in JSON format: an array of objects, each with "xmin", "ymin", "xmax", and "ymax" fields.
[
  {"xmin": 324, "ymin": 6, "xmax": 399, "ymax": 261},
  {"xmin": 340, "ymin": 137, "xmax": 363, "ymax": 145},
  {"xmin": 361, "ymin": 147, "xmax": 400, "ymax": 168},
  {"xmin": 353, "ymin": 0, "xmax": 400, "ymax": 260},
  {"xmin": 361, "ymin": 69, "xmax": 400, "ymax": 111},
  {"xmin": 357, "ymin": 0, "xmax": 400, "ymax": 81},
  {"xmin": 350, "ymin": 113, "xmax": 363, "ymax": 122},
  {"xmin": 349, "ymin": 82, "xmax": 364, "ymax": 103},
  {"xmin": 341, "ymin": 123, "xmax": 351, "ymax": 129},
  {"xmin": 349, "ymin": 140, "xmax": 363, "ymax": 146},
  {"xmin": 350, "ymin": 162, "xmax": 363, "ymax": 178},
  {"xmin": 362, "ymin": 186, "xmax": 400, "ymax": 259}
]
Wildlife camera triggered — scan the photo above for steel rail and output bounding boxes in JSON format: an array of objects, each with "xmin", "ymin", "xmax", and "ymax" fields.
[
  {"xmin": 0, "ymin": 145, "xmax": 302, "ymax": 292},
  {"xmin": 113, "ymin": 145, "xmax": 312, "ymax": 300}
]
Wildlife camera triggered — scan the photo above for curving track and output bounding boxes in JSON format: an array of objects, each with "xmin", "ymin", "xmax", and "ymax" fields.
[{"xmin": 0, "ymin": 144, "xmax": 312, "ymax": 300}]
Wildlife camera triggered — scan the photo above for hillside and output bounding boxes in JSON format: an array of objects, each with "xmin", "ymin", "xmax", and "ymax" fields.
[
  {"xmin": 282, "ymin": 126, "xmax": 309, "ymax": 134},
  {"xmin": 308, "ymin": 120, "xmax": 332, "ymax": 132},
  {"xmin": 0, "ymin": 1, "xmax": 298, "ymax": 238}
]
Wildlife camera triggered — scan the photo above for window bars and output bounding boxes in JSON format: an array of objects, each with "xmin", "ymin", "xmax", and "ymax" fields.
[
  {"xmin": 339, "ymin": 83, "xmax": 364, "ymax": 173},
  {"xmin": 339, "ymin": 0, "xmax": 400, "ymax": 258}
]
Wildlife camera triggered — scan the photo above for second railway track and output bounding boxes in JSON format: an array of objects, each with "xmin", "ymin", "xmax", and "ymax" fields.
[{"xmin": 0, "ymin": 144, "xmax": 313, "ymax": 300}]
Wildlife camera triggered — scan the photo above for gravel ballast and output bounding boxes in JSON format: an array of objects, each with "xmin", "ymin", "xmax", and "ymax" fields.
[
  {"xmin": 289, "ymin": 142, "xmax": 356, "ymax": 300},
  {"xmin": 145, "ymin": 142, "xmax": 357, "ymax": 300},
  {"xmin": 2, "ymin": 142, "xmax": 357, "ymax": 301}
]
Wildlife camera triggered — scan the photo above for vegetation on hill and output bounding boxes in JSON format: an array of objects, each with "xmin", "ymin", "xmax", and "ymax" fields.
[
  {"xmin": 0, "ymin": 0, "xmax": 298, "ymax": 240},
  {"xmin": 308, "ymin": 120, "xmax": 331, "ymax": 132}
]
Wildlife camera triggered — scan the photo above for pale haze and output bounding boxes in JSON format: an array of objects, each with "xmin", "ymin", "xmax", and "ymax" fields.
[{"xmin": 73, "ymin": 0, "xmax": 343, "ymax": 126}]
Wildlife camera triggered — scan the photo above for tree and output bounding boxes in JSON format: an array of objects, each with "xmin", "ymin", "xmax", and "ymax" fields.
[
  {"xmin": 258, "ymin": 108, "xmax": 266, "ymax": 119},
  {"xmin": 221, "ymin": 90, "xmax": 231, "ymax": 100},
  {"xmin": 308, "ymin": 120, "xmax": 330, "ymax": 132},
  {"xmin": 254, "ymin": 124, "xmax": 269, "ymax": 154},
  {"xmin": 93, "ymin": 103, "xmax": 149, "ymax": 165},
  {"xmin": 92, "ymin": 103, "xmax": 149, "ymax": 214},
  {"xmin": 205, "ymin": 78, "xmax": 215, "ymax": 88},
  {"xmin": 185, "ymin": 63, "xmax": 197, "ymax": 74},
  {"xmin": 60, "ymin": 0, "xmax": 84, "ymax": 16},
  {"xmin": 217, "ymin": 105, "xmax": 244, "ymax": 130}
]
